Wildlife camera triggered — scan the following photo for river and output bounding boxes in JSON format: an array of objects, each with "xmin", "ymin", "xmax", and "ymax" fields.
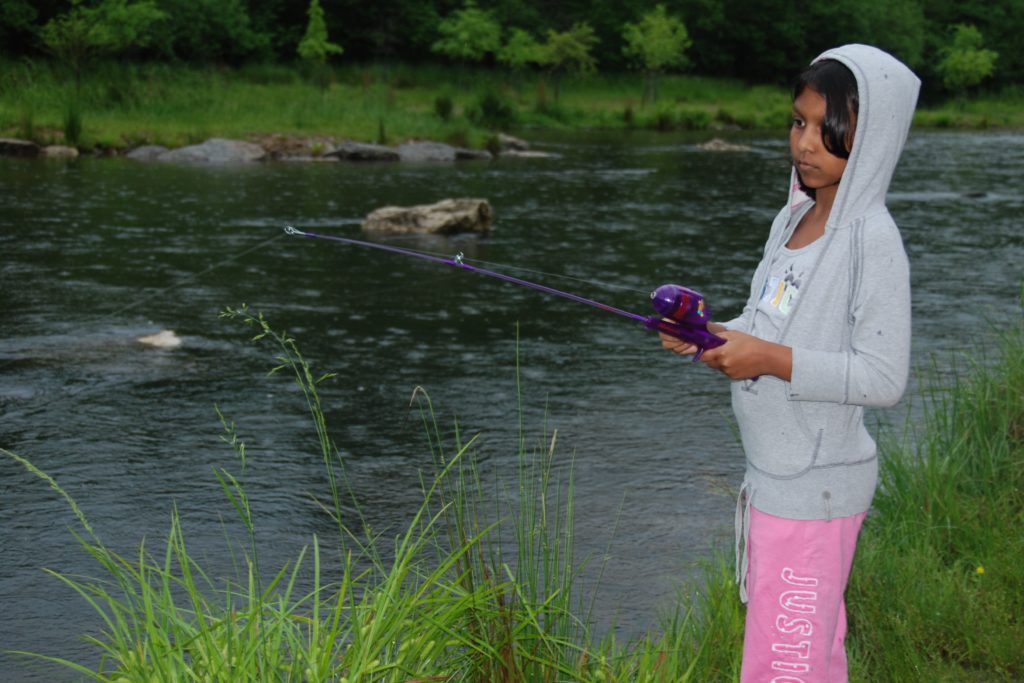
[{"xmin": 1, "ymin": 130, "xmax": 1021, "ymax": 680}]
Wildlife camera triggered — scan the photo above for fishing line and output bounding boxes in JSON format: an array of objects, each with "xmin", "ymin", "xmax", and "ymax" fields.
[
  {"xmin": 0, "ymin": 228, "xmax": 288, "ymax": 376},
  {"xmin": 335, "ymin": 232, "xmax": 648, "ymax": 296},
  {"xmin": 283, "ymin": 225, "xmax": 726, "ymax": 358},
  {"xmin": 103, "ymin": 230, "xmax": 288, "ymax": 320}
]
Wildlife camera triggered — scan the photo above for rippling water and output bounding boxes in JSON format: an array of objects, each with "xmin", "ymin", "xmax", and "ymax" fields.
[{"xmin": 1, "ymin": 130, "xmax": 1021, "ymax": 680}]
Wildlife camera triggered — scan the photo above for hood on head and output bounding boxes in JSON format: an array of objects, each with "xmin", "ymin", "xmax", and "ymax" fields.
[{"xmin": 787, "ymin": 44, "xmax": 920, "ymax": 229}]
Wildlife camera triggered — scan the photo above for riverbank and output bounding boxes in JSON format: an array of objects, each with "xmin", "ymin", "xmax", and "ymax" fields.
[
  {"xmin": 4, "ymin": 291, "xmax": 1022, "ymax": 681},
  {"xmin": 2, "ymin": 60, "xmax": 1021, "ymax": 154}
]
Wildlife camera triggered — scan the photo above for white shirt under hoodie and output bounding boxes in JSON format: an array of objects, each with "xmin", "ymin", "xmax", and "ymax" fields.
[{"xmin": 722, "ymin": 44, "xmax": 920, "ymax": 538}]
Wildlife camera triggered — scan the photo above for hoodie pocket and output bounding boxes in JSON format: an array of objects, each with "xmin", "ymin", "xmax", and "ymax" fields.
[{"xmin": 732, "ymin": 377, "xmax": 821, "ymax": 478}]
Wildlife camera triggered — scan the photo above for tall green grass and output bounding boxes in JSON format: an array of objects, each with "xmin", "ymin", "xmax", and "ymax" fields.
[
  {"xmin": 3, "ymin": 296, "xmax": 1022, "ymax": 681},
  {"xmin": 845, "ymin": 298, "xmax": 1024, "ymax": 681},
  {"xmin": 2, "ymin": 305, "xmax": 739, "ymax": 681},
  {"xmin": 4, "ymin": 58, "xmax": 1017, "ymax": 152}
]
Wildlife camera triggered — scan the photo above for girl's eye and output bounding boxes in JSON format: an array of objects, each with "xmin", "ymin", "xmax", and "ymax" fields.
[{"xmin": 791, "ymin": 118, "xmax": 805, "ymax": 129}]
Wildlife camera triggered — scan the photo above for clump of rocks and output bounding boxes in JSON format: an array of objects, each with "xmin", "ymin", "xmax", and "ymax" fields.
[{"xmin": 0, "ymin": 132, "xmax": 557, "ymax": 164}]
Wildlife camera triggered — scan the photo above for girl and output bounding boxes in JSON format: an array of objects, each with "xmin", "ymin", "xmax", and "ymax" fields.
[{"xmin": 662, "ymin": 45, "xmax": 919, "ymax": 682}]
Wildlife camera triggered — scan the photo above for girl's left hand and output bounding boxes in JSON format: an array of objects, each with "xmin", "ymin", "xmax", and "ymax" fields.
[{"xmin": 700, "ymin": 330, "xmax": 792, "ymax": 381}]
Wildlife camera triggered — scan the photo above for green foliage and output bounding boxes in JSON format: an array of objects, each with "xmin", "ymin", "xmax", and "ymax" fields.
[
  {"xmin": 622, "ymin": 5, "xmax": 691, "ymax": 104},
  {"xmin": 936, "ymin": 24, "xmax": 998, "ymax": 96},
  {"xmin": 0, "ymin": 0, "xmax": 37, "ymax": 49},
  {"xmin": 539, "ymin": 22, "xmax": 598, "ymax": 75},
  {"xmin": 297, "ymin": 0, "xmax": 342, "ymax": 65},
  {"xmin": 434, "ymin": 93, "xmax": 453, "ymax": 120},
  {"xmin": 622, "ymin": 5, "xmax": 691, "ymax": 73},
  {"xmin": 39, "ymin": 0, "xmax": 164, "ymax": 84},
  {"xmin": 431, "ymin": 0, "xmax": 501, "ymax": 64},
  {"xmin": 145, "ymin": 0, "xmax": 270, "ymax": 64},
  {"xmin": 536, "ymin": 22, "xmax": 598, "ymax": 102},
  {"xmin": 62, "ymin": 97, "xmax": 81, "ymax": 144},
  {"xmin": 496, "ymin": 27, "xmax": 544, "ymax": 71},
  {"xmin": 846, "ymin": 313, "xmax": 1024, "ymax": 680},
  {"xmin": 467, "ymin": 89, "xmax": 516, "ymax": 129}
]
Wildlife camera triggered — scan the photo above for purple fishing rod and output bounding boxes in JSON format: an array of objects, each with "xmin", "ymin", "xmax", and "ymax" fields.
[{"xmin": 284, "ymin": 225, "xmax": 725, "ymax": 358}]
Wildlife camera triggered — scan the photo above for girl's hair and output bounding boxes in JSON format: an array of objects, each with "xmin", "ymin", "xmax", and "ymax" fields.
[{"xmin": 793, "ymin": 59, "xmax": 859, "ymax": 160}]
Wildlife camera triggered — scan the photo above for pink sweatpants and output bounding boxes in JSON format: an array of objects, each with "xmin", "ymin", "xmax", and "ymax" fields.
[{"xmin": 740, "ymin": 506, "xmax": 866, "ymax": 683}]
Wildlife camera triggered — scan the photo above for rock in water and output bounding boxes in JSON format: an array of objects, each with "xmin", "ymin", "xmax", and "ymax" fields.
[
  {"xmin": 362, "ymin": 199, "xmax": 492, "ymax": 236},
  {"xmin": 157, "ymin": 138, "xmax": 266, "ymax": 163},
  {"xmin": 696, "ymin": 137, "xmax": 752, "ymax": 152},
  {"xmin": 137, "ymin": 330, "xmax": 183, "ymax": 349}
]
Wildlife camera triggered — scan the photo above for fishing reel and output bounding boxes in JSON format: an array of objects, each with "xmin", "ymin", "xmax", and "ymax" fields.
[
  {"xmin": 646, "ymin": 284, "xmax": 724, "ymax": 360},
  {"xmin": 650, "ymin": 284, "xmax": 710, "ymax": 326}
]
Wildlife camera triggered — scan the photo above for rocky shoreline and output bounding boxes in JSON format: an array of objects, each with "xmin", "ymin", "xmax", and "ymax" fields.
[
  {"xmin": 0, "ymin": 132, "xmax": 755, "ymax": 163},
  {"xmin": 0, "ymin": 133, "xmax": 558, "ymax": 164}
]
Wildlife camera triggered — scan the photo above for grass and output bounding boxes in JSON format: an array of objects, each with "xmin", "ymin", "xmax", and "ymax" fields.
[
  {"xmin": 2, "ymin": 59, "xmax": 1019, "ymax": 152},
  {"xmin": 3, "ymin": 292, "xmax": 1022, "ymax": 681},
  {"xmin": 845, "ymin": 304, "xmax": 1024, "ymax": 681}
]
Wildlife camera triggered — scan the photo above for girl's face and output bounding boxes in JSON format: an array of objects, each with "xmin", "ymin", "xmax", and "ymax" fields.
[{"xmin": 790, "ymin": 87, "xmax": 850, "ymax": 192}]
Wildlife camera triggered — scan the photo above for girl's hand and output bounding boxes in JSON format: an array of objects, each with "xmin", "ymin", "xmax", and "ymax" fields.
[
  {"xmin": 659, "ymin": 329, "xmax": 698, "ymax": 356},
  {"xmin": 699, "ymin": 330, "xmax": 793, "ymax": 381}
]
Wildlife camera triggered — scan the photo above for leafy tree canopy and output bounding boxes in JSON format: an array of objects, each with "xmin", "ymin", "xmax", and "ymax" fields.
[
  {"xmin": 431, "ymin": 1, "xmax": 501, "ymax": 63},
  {"xmin": 39, "ymin": 0, "xmax": 164, "ymax": 82},
  {"xmin": 622, "ymin": 5, "xmax": 691, "ymax": 73},
  {"xmin": 936, "ymin": 23, "xmax": 997, "ymax": 95},
  {"xmin": 297, "ymin": 0, "xmax": 342, "ymax": 64},
  {"xmin": 539, "ymin": 22, "xmax": 598, "ymax": 75}
]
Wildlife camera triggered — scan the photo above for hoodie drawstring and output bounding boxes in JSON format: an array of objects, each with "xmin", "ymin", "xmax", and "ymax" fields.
[{"xmin": 735, "ymin": 481, "xmax": 753, "ymax": 603}]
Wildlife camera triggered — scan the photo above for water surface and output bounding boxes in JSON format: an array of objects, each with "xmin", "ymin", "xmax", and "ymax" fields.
[{"xmin": 1, "ymin": 130, "xmax": 1021, "ymax": 680}]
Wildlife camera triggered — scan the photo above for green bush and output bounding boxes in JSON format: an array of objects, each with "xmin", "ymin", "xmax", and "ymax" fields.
[
  {"xmin": 468, "ymin": 90, "xmax": 516, "ymax": 129},
  {"xmin": 434, "ymin": 94, "xmax": 453, "ymax": 121}
]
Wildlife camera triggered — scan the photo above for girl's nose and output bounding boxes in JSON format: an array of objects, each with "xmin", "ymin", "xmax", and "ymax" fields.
[{"xmin": 796, "ymin": 127, "xmax": 816, "ymax": 153}]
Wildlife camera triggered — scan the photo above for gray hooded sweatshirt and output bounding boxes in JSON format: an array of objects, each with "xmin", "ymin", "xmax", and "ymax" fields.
[{"xmin": 723, "ymin": 44, "xmax": 919, "ymax": 541}]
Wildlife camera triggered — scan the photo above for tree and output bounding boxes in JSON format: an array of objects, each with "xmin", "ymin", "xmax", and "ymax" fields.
[
  {"xmin": 622, "ymin": 5, "xmax": 691, "ymax": 104},
  {"xmin": 431, "ymin": 0, "xmax": 501, "ymax": 65},
  {"xmin": 146, "ymin": 0, "xmax": 270, "ymax": 64},
  {"xmin": 537, "ymin": 22, "xmax": 599, "ymax": 102},
  {"xmin": 40, "ymin": 0, "xmax": 164, "ymax": 89},
  {"xmin": 497, "ymin": 27, "xmax": 543, "ymax": 72},
  {"xmin": 297, "ymin": 0, "xmax": 342, "ymax": 89},
  {"xmin": 936, "ymin": 24, "xmax": 997, "ymax": 98}
]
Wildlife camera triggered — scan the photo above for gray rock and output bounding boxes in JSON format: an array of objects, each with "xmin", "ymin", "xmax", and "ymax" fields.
[
  {"xmin": 41, "ymin": 145, "xmax": 79, "ymax": 159},
  {"xmin": 362, "ymin": 198, "xmax": 492, "ymax": 236},
  {"xmin": 397, "ymin": 141, "xmax": 458, "ymax": 162},
  {"xmin": 126, "ymin": 144, "xmax": 169, "ymax": 161},
  {"xmin": 497, "ymin": 133, "xmax": 530, "ymax": 151},
  {"xmin": 0, "ymin": 137, "xmax": 40, "ymax": 158},
  {"xmin": 696, "ymin": 137, "xmax": 752, "ymax": 152},
  {"xmin": 157, "ymin": 138, "xmax": 266, "ymax": 163},
  {"xmin": 325, "ymin": 140, "xmax": 400, "ymax": 161}
]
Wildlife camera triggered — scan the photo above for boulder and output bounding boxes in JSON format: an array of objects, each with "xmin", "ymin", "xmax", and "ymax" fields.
[
  {"xmin": 397, "ymin": 141, "xmax": 458, "ymax": 162},
  {"xmin": 362, "ymin": 198, "xmax": 492, "ymax": 236},
  {"xmin": 394, "ymin": 141, "xmax": 490, "ymax": 163},
  {"xmin": 497, "ymin": 133, "xmax": 530, "ymax": 151},
  {"xmin": 137, "ymin": 330, "xmax": 182, "ymax": 349},
  {"xmin": 326, "ymin": 140, "xmax": 400, "ymax": 162},
  {"xmin": 126, "ymin": 144, "xmax": 170, "ymax": 161},
  {"xmin": 41, "ymin": 145, "xmax": 79, "ymax": 159},
  {"xmin": 0, "ymin": 138, "xmax": 40, "ymax": 158},
  {"xmin": 157, "ymin": 138, "xmax": 266, "ymax": 163},
  {"xmin": 696, "ymin": 137, "xmax": 752, "ymax": 152}
]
